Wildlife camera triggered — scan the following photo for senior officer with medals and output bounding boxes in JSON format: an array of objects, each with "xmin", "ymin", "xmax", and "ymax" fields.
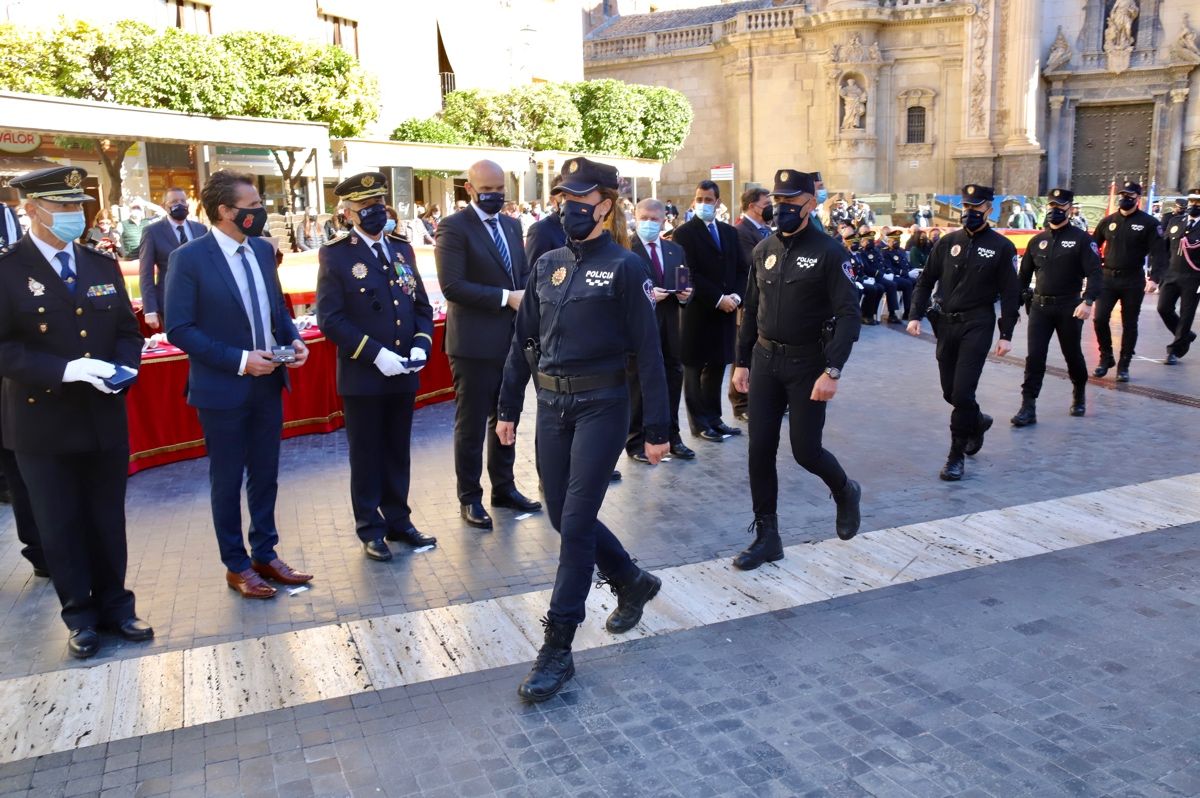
[
  {"xmin": 1153, "ymin": 188, "xmax": 1200, "ymax": 364},
  {"xmin": 496, "ymin": 157, "xmax": 669, "ymax": 703},
  {"xmin": 730, "ymin": 170, "xmax": 863, "ymax": 572},
  {"xmin": 1010, "ymin": 188, "xmax": 1103, "ymax": 427},
  {"xmin": 907, "ymin": 184, "xmax": 1020, "ymax": 481},
  {"xmin": 317, "ymin": 173, "xmax": 437, "ymax": 562},
  {"xmin": 0, "ymin": 166, "xmax": 152, "ymax": 659}
]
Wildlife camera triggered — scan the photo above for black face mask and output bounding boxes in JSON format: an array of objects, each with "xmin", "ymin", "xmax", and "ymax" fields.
[
  {"xmin": 168, "ymin": 203, "xmax": 189, "ymax": 222},
  {"xmin": 1117, "ymin": 196, "xmax": 1138, "ymax": 211},
  {"xmin": 561, "ymin": 199, "xmax": 600, "ymax": 240},
  {"xmin": 476, "ymin": 192, "xmax": 505, "ymax": 216},
  {"xmin": 356, "ymin": 203, "xmax": 388, "ymax": 235},
  {"xmin": 848, "ymin": 242, "xmax": 860, "ymax": 251},
  {"xmin": 774, "ymin": 203, "xmax": 807, "ymax": 235},
  {"xmin": 961, "ymin": 208, "xmax": 986, "ymax": 231},
  {"xmin": 1188, "ymin": 205, "xmax": 1200, "ymax": 218},
  {"xmin": 232, "ymin": 206, "xmax": 268, "ymax": 237},
  {"xmin": 760, "ymin": 204, "xmax": 774, "ymax": 223},
  {"xmin": 1047, "ymin": 207, "xmax": 1069, "ymax": 226}
]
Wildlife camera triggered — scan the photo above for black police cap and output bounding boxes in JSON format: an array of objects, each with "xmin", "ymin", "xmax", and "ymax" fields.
[
  {"xmin": 1120, "ymin": 181, "xmax": 1142, "ymax": 196},
  {"xmin": 770, "ymin": 169, "xmax": 815, "ymax": 198},
  {"xmin": 552, "ymin": 157, "xmax": 619, "ymax": 195},
  {"xmin": 961, "ymin": 184, "xmax": 994, "ymax": 205},
  {"xmin": 1047, "ymin": 188, "xmax": 1075, "ymax": 205},
  {"xmin": 334, "ymin": 171, "xmax": 388, "ymax": 202},
  {"xmin": 10, "ymin": 166, "xmax": 93, "ymax": 203}
]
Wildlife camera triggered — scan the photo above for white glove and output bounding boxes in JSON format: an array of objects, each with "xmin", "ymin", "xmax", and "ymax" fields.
[
  {"xmin": 408, "ymin": 347, "xmax": 427, "ymax": 372},
  {"xmin": 864, "ymin": 278, "xmax": 876, "ymax": 286},
  {"xmin": 63, "ymin": 358, "xmax": 116, "ymax": 392},
  {"xmin": 908, "ymin": 269, "xmax": 921, "ymax": 279},
  {"xmin": 373, "ymin": 348, "xmax": 408, "ymax": 377},
  {"xmin": 854, "ymin": 281, "xmax": 864, "ymax": 290},
  {"xmin": 883, "ymin": 273, "xmax": 895, "ymax": 281}
]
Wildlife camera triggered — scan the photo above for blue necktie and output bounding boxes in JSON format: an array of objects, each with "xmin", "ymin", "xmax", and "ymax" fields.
[
  {"xmin": 54, "ymin": 252, "xmax": 76, "ymax": 294},
  {"xmin": 708, "ymin": 222, "xmax": 722, "ymax": 250},
  {"xmin": 236, "ymin": 245, "xmax": 266, "ymax": 351},
  {"xmin": 759, "ymin": 225, "xmax": 770, "ymax": 239},
  {"xmin": 485, "ymin": 217, "xmax": 514, "ymax": 287}
]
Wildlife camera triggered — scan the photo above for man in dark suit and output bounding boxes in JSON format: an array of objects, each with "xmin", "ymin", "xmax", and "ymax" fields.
[
  {"xmin": 434, "ymin": 160, "xmax": 540, "ymax": 529},
  {"xmin": 0, "ymin": 166, "xmax": 152, "ymax": 658},
  {"xmin": 166, "ymin": 170, "xmax": 313, "ymax": 600},
  {"xmin": 316, "ymin": 172, "xmax": 438, "ymax": 562},
  {"xmin": 525, "ymin": 177, "xmax": 566, "ymax": 268},
  {"xmin": 672, "ymin": 180, "xmax": 750, "ymax": 442},
  {"xmin": 732, "ymin": 187, "xmax": 773, "ymax": 423},
  {"xmin": 0, "ymin": 187, "xmax": 22, "ymax": 253},
  {"xmin": 138, "ymin": 186, "xmax": 206, "ymax": 331},
  {"xmin": 626, "ymin": 198, "xmax": 694, "ymax": 462}
]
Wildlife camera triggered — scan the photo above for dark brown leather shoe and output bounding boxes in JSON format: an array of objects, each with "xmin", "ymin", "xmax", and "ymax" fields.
[
  {"xmin": 252, "ymin": 558, "xmax": 313, "ymax": 586},
  {"xmin": 226, "ymin": 569, "xmax": 277, "ymax": 599}
]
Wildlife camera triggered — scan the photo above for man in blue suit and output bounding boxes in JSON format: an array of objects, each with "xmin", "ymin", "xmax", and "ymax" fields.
[
  {"xmin": 165, "ymin": 170, "xmax": 314, "ymax": 600},
  {"xmin": 138, "ymin": 187, "xmax": 206, "ymax": 330}
]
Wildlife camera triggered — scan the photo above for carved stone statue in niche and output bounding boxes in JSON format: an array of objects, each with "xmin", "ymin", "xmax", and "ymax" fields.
[
  {"xmin": 844, "ymin": 33, "xmax": 866, "ymax": 63},
  {"xmin": 840, "ymin": 79, "xmax": 867, "ymax": 130},
  {"xmin": 1046, "ymin": 25, "xmax": 1073, "ymax": 71},
  {"xmin": 1103, "ymin": 0, "xmax": 1139, "ymax": 53},
  {"xmin": 1170, "ymin": 14, "xmax": 1200, "ymax": 63}
]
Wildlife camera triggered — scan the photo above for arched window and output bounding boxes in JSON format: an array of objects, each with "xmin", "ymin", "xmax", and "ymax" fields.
[{"xmin": 906, "ymin": 106, "xmax": 927, "ymax": 144}]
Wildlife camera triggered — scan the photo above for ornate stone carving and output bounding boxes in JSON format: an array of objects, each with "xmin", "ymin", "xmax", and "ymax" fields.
[
  {"xmin": 1169, "ymin": 14, "xmax": 1200, "ymax": 64},
  {"xmin": 1047, "ymin": 25, "xmax": 1073, "ymax": 72},
  {"xmin": 968, "ymin": 1, "xmax": 993, "ymax": 136},
  {"xmin": 829, "ymin": 32, "xmax": 882, "ymax": 65},
  {"xmin": 1103, "ymin": 0, "xmax": 1139, "ymax": 53},
  {"xmin": 840, "ymin": 79, "xmax": 868, "ymax": 130}
]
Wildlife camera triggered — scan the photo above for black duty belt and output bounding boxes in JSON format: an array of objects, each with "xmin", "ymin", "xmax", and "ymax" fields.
[
  {"xmin": 1103, "ymin": 267, "xmax": 1142, "ymax": 276},
  {"xmin": 939, "ymin": 306, "xmax": 995, "ymax": 324},
  {"xmin": 1032, "ymin": 293, "xmax": 1081, "ymax": 306},
  {"xmin": 535, "ymin": 371, "xmax": 625, "ymax": 394},
  {"xmin": 756, "ymin": 336, "xmax": 822, "ymax": 356}
]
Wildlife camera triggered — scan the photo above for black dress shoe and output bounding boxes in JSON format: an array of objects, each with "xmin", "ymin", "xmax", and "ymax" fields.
[
  {"xmin": 1116, "ymin": 368, "xmax": 1130, "ymax": 382},
  {"xmin": 113, "ymin": 617, "xmax": 154, "ymax": 642},
  {"xmin": 1164, "ymin": 353, "xmax": 1179, "ymax": 366},
  {"xmin": 610, "ymin": 470, "xmax": 622, "ymax": 482},
  {"xmin": 599, "ymin": 568, "xmax": 661, "ymax": 634},
  {"xmin": 31, "ymin": 566, "xmax": 50, "ymax": 578},
  {"xmin": 628, "ymin": 451, "xmax": 650, "ymax": 464},
  {"xmin": 732, "ymin": 515, "xmax": 783, "ymax": 571},
  {"xmin": 461, "ymin": 502, "xmax": 493, "ymax": 529},
  {"xmin": 491, "ymin": 490, "xmax": 542, "ymax": 512},
  {"xmin": 698, "ymin": 427, "xmax": 724, "ymax": 442},
  {"xmin": 714, "ymin": 422, "xmax": 742, "ymax": 436},
  {"xmin": 386, "ymin": 526, "xmax": 437, "ymax": 547},
  {"xmin": 517, "ymin": 620, "xmax": 576, "ymax": 703},
  {"xmin": 887, "ymin": 313, "xmax": 902, "ymax": 324},
  {"xmin": 833, "ymin": 479, "xmax": 861, "ymax": 541},
  {"xmin": 669, "ymin": 442, "xmax": 696, "ymax": 460},
  {"xmin": 68, "ymin": 628, "xmax": 99, "ymax": 659},
  {"xmin": 363, "ymin": 538, "xmax": 393, "ymax": 561},
  {"xmin": 1093, "ymin": 353, "xmax": 1115, "ymax": 378}
]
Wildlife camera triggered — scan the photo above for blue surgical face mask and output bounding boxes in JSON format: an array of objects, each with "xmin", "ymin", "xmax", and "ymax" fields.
[
  {"xmin": 816, "ymin": 189, "xmax": 828, "ymax": 204},
  {"xmin": 40, "ymin": 206, "xmax": 86, "ymax": 243},
  {"xmin": 694, "ymin": 202, "xmax": 716, "ymax": 223},
  {"xmin": 382, "ymin": 219, "xmax": 397, "ymax": 234},
  {"xmin": 637, "ymin": 220, "xmax": 662, "ymax": 242}
]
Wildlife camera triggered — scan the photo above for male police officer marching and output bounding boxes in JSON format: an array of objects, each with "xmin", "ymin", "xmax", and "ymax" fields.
[
  {"xmin": 1011, "ymin": 188, "xmax": 1102, "ymax": 427},
  {"xmin": 316, "ymin": 172, "xmax": 438, "ymax": 562},
  {"xmin": 1153, "ymin": 188, "xmax": 1200, "ymax": 364}
]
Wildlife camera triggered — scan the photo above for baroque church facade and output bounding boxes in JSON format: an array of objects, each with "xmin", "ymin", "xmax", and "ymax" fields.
[{"xmin": 583, "ymin": 0, "xmax": 1200, "ymax": 205}]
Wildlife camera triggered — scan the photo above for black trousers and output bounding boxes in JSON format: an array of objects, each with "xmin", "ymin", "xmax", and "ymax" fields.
[
  {"xmin": 935, "ymin": 313, "xmax": 995, "ymax": 438},
  {"xmin": 860, "ymin": 284, "xmax": 886, "ymax": 318},
  {"xmin": 0, "ymin": 442, "xmax": 43, "ymax": 571},
  {"xmin": 1093, "ymin": 270, "xmax": 1145, "ymax": 364},
  {"xmin": 727, "ymin": 309, "xmax": 748, "ymax": 414},
  {"xmin": 196, "ymin": 377, "xmax": 283, "ymax": 573},
  {"xmin": 1022, "ymin": 303, "xmax": 1087, "ymax": 400},
  {"xmin": 449, "ymin": 356, "xmax": 516, "ymax": 504},
  {"xmin": 537, "ymin": 386, "xmax": 638, "ymax": 626},
  {"xmin": 343, "ymin": 393, "xmax": 415, "ymax": 542},
  {"xmin": 627, "ymin": 356, "xmax": 683, "ymax": 451},
  {"xmin": 890, "ymin": 275, "xmax": 915, "ymax": 317},
  {"xmin": 747, "ymin": 343, "xmax": 848, "ymax": 517},
  {"xmin": 16, "ymin": 446, "xmax": 134, "ymax": 630},
  {"xmin": 1157, "ymin": 276, "xmax": 1200, "ymax": 357},
  {"xmin": 684, "ymin": 363, "xmax": 727, "ymax": 432}
]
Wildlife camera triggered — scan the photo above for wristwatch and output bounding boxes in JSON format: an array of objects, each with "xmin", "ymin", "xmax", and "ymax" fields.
[
  {"xmin": 1084, "ymin": 299, "xmax": 1094, "ymax": 307},
  {"xmin": 823, "ymin": 367, "xmax": 841, "ymax": 380}
]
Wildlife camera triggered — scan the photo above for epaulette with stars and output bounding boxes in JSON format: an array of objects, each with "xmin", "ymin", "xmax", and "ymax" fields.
[{"xmin": 386, "ymin": 231, "xmax": 411, "ymax": 244}]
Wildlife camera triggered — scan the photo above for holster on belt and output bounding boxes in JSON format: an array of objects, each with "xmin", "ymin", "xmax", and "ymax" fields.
[
  {"xmin": 522, "ymin": 337, "xmax": 540, "ymax": 375},
  {"xmin": 925, "ymin": 302, "xmax": 942, "ymax": 337}
]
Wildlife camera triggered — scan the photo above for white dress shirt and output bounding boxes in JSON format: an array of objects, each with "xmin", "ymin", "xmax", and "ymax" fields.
[
  {"xmin": 354, "ymin": 225, "xmax": 391, "ymax": 263},
  {"xmin": 471, "ymin": 202, "xmax": 513, "ymax": 307},
  {"xmin": 211, "ymin": 227, "xmax": 276, "ymax": 375},
  {"xmin": 172, "ymin": 221, "xmax": 191, "ymax": 244}
]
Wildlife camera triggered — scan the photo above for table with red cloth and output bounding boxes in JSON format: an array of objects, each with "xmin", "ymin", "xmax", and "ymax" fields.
[{"xmin": 126, "ymin": 322, "xmax": 453, "ymax": 475}]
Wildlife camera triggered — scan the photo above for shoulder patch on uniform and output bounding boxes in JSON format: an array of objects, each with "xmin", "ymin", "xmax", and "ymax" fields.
[
  {"xmin": 643, "ymin": 278, "xmax": 655, "ymax": 307},
  {"xmin": 322, "ymin": 232, "xmax": 351, "ymax": 247},
  {"xmin": 1012, "ymin": 255, "xmax": 1019, "ymax": 271},
  {"xmin": 1091, "ymin": 242, "xmax": 1100, "ymax": 256}
]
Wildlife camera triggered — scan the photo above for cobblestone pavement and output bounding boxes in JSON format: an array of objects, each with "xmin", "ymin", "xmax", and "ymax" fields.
[{"xmin": 0, "ymin": 301, "xmax": 1196, "ymax": 796}]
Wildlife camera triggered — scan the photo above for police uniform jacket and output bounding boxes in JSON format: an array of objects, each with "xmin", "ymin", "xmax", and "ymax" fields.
[
  {"xmin": 0, "ymin": 236, "xmax": 142, "ymax": 453},
  {"xmin": 910, "ymin": 226, "xmax": 1021, "ymax": 340},
  {"xmin": 316, "ymin": 231, "xmax": 434, "ymax": 396},
  {"xmin": 1092, "ymin": 209, "xmax": 1162, "ymax": 274},
  {"xmin": 735, "ymin": 221, "xmax": 861, "ymax": 371},
  {"xmin": 1157, "ymin": 213, "xmax": 1200, "ymax": 285},
  {"xmin": 671, "ymin": 216, "xmax": 750, "ymax": 367},
  {"xmin": 1017, "ymin": 224, "xmax": 1102, "ymax": 302},
  {"xmin": 497, "ymin": 233, "xmax": 670, "ymax": 445},
  {"xmin": 882, "ymin": 246, "xmax": 910, "ymax": 276}
]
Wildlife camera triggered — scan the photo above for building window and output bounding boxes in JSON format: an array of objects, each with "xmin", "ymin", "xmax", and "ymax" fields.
[
  {"xmin": 906, "ymin": 106, "xmax": 927, "ymax": 145},
  {"xmin": 172, "ymin": 0, "xmax": 211, "ymax": 34},
  {"xmin": 320, "ymin": 12, "xmax": 359, "ymax": 58}
]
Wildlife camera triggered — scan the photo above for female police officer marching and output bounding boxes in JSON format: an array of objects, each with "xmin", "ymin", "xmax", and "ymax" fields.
[{"xmin": 495, "ymin": 157, "xmax": 670, "ymax": 702}]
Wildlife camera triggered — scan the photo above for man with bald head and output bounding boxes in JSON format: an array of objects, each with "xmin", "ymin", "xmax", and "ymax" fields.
[{"xmin": 435, "ymin": 160, "xmax": 540, "ymax": 530}]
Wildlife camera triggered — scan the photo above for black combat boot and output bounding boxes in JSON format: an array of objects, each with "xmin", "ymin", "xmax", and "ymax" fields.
[
  {"xmin": 832, "ymin": 479, "xmax": 861, "ymax": 541},
  {"xmin": 939, "ymin": 438, "xmax": 966, "ymax": 481},
  {"xmin": 963, "ymin": 414, "xmax": 993, "ymax": 456},
  {"xmin": 1093, "ymin": 352, "xmax": 1115, "ymax": 378},
  {"xmin": 1069, "ymin": 383, "xmax": 1086, "ymax": 417},
  {"xmin": 1116, "ymin": 358, "xmax": 1131, "ymax": 382},
  {"xmin": 517, "ymin": 619, "xmax": 576, "ymax": 703},
  {"xmin": 732, "ymin": 515, "xmax": 783, "ymax": 570},
  {"xmin": 599, "ymin": 566, "xmax": 661, "ymax": 634},
  {"xmin": 1010, "ymin": 400, "xmax": 1037, "ymax": 427},
  {"xmin": 886, "ymin": 313, "xmax": 902, "ymax": 324}
]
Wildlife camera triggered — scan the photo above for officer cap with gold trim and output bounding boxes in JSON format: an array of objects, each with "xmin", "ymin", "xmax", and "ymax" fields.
[
  {"xmin": 552, "ymin": 157, "xmax": 619, "ymax": 195},
  {"xmin": 1047, "ymin": 187, "xmax": 1075, "ymax": 205},
  {"xmin": 961, "ymin": 184, "xmax": 994, "ymax": 206},
  {"xmin": 334, "ymin": 171, "xmax": 388, "ymax": 202},
  {"xmin": 10, "ymin": 166, "xmax": 93, "ymax": 203},
  {"xmin": 770, "ymin": 169, "xmax": 815, "ymax": 198},
  {"xmin": 1119, "ymin": 181, "xmax": 1142, "ymax": 196},
  {"xmin": 884, "ymin": 227, "xmax": 903, "ymax": 238}
]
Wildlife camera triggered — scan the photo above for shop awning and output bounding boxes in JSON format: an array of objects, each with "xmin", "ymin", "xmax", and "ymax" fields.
[{"xmin": 332, "ymin": 139, "xmax": 532, "ymax": 175}]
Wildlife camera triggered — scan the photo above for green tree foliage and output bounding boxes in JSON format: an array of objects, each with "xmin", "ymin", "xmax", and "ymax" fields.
[
  {"xmin": 390, "ymin": 118, "xmax": 468, "ymax": 145},
  {"xmin": 569, "ymin": 79, "xmax": 644, "ymax": 158},
  {"xmin": 632, "ymin": 84, "xmax": 693, "ymax": 162}
]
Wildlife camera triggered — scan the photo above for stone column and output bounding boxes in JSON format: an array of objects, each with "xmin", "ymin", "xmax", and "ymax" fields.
[
  {"xmin": 1003, "ymin": 0, "xmax": 1040, "ymax": 149},
  {"xmin": 1166, "ymin": 88, "xmax": 1189, "ymax": 193},
  {"xmin": 1046, "ymin": 95, "xmax": 1064, "ymax": 189}
]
